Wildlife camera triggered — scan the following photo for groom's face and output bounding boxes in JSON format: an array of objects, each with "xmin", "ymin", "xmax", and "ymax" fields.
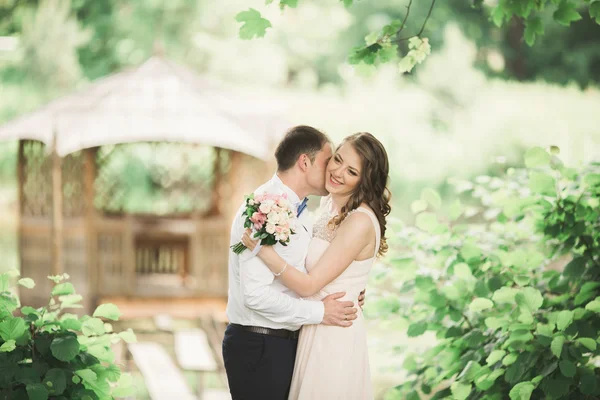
[{"xmin": 305, "ymin": 142, "xmax": 332, "ymax": 196}]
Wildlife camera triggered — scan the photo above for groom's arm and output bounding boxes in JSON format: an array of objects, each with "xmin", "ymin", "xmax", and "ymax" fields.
[{"xmin": 240, "ymin": 255, "xmax": 324, "ymax": 326}]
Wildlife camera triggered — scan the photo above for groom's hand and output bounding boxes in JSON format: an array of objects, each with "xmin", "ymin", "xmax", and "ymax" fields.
[{"xmin": 321, "ymin": 292, "xmax": 357, "ymax": 327}]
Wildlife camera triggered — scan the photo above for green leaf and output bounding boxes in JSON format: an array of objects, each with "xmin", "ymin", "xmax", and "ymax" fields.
[
  {"xmin": 559, "ymin": 360, "xmax": 576, "ymax": 377},
  {"xmin": 75, "ymin": 369, "xmax": 97, "ymax": 383},
  {"xmin": 454, "ymin": 263, "xmax": 474, "ymax": 280},
  {"xmin": 529, "ymin": 171, "xmax": 556, "ymax": 196},
  {"xmin": 460, "ymin": 243, "xmax": 481, "ymax": 262},
  {"xmin": 21, "ymin": 306, "xmax": 38, "ymax": 316},
  {"xmin": 493, "ymin": 287, "xmax": 519, "ymax": 304},
  {"xmin": 235, "ymin": 8, "xmax": 272, "ymax": 40},
  {"xmin": 469, "ymin": 298, "xmax": 494, "ymax": 312},
  {"xmin": 524, "ymin": 17, "xmax": 544, "ymax": 46},
  {"xmin": 50, "ymin": 336, "xmax": 80, "ymax": 362},
  {"xmin": 411, "ymin": 199, "xmax": 428, "ymax": 214},
  {"xmin": 118, "ymin": 329, "xmax": 137, "ymax": 344},
  {"xmin": 26, "ymin": 383, "xmax": 49, "ymax": 400},
  {"xmin": 581, "ymin": 374, "xmax": 598, "ymax": 395},
  {"xmin": 280, "ymin": 0, "xmax": 298, "ymax": 8},
  {"xmin": 590, "ymin": 1, "xmax": 600, "ymax": 22},
  {"xmin": 509, "ymin": 381, "xmax": 534, "ymax": 400},
  {"xmin": 82, "ymin": 318, "xmax": 106, "ymax": 336},
  {"xmin": 503, "ymin": 352, "xmax": 519, "ymax": 366},
  {"xmin": 450, "ymin": 382, "xmax": 471, "ymax": 400},
  {"xmin": 43, "ymin": 369, "xmax": 66, "ymax": 395},
  {"xmin": 0, "ymin": 318, "xmax": 27, "ymax": 341},
  {"xmin": 584, "ymin": 173, "xmax": 600, "ymax": 187},
  {"xmin": 0, "ymin": 339, "xmax": 16, "ymax": 352},
  {"xmin": 421, "ymin": 188, "xmax": 442, "ymax": 210},
  {"xmin": 491, "ymin": 6, "xmax": 505, "ymax": 27},
  {"xmin": 51, "ymin": 283, "xmax": 75, "ymax": 296},
  {"xmin": 93, "ymin": 304, "xmax": 121, "ymax": 321},
  {"xmin": 449, "ymin": 199, "xmax": 464, "ymax": 221},
  {"xmin": 577, "ymin": 338, "xmax": 597, "ymax": 351},
  {"xmin": 516, "ymin": 287, "xmax": 543, "ymax": 312},
  {"xmin": 525, "ymin": 147, "xmax": 550, "ymax": 167},
  {"xmin": 581, "ymin": 282, "xmax": 600, "ymax": 293},
  {"xmin": 585, "ymin": 300, "xmax": 600, "ymax": 312},
  {"xmin": 553, "ymin": 1, "xmax": 582, "ymax": 26},
  {"xmin": 486, "ymin": 350, "xmax": 506, "ymax": 365},
  {"xmin": 407, "ymin": 322, "xmax": 427, "ymax": 337},
  {"xmin": 551, "ymin": 336, "xmax": 565, "ymax": 358},
  {"xmin": 341, "ymin": 0, "xmax": 353, "ymax": 7},
  {"xmin": 18, "ymin": 278, "xmax": 35, "ymax": 289},
  {"xmin": 556, "ymin": 310, "xmax": 573, "ymax": 331},
  {"xmin": 415, "ymin": 212, "xmax": 438, "ymax": 233},
  {"xmin": 105, "ymin": 364, "xmax": 121, "ymax": 382},
  {"xmin": 485, "ymin": 317, "xmax": 505, "ymax": 330},
  {"xmin": 564, "ymin": 257, "xmax": 588, "ymax": 277}
]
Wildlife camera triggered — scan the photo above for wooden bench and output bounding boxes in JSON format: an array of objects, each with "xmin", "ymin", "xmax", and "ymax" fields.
[{"xmin": 127, "ymin": 342, "xmax": 196, "ymax": 400}]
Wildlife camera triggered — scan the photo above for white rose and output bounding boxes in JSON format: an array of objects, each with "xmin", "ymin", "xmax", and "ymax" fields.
[
  {"xmin": 259, "ymin": 200, "xmax": 274, "ymax": 214},
  {"xmin": 266, "ymin": 223, "xmax": 276, "ymax": 234},
  {"xmin": 274, "ymin": 233, "xmax": 282, "ymax": 242},
  {"xmin": 279, "ymin": 233, "xmax": 289, "ymax": 242},
  {"xmin": 267, "ymin": 211, "xmax": 280, "ymax": 224}
]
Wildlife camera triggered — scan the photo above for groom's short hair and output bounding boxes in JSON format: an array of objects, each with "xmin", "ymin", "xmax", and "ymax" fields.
[{"xmin": 275, "ymin": 125, "xmax": 330, "ymax": 172}]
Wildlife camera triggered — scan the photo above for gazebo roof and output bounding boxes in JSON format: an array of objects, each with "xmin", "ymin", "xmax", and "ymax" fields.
[{"xmin": 0, "ymin": 56, "xmax": 287, "ymax": 159}]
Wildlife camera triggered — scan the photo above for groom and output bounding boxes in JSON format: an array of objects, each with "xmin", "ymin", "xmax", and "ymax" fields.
[{"xmin": 223, "ymin": 125, "xmax": 363, "ymax": 400}]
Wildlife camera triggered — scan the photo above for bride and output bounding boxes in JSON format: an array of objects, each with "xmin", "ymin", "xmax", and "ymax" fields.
[{"xmin": 241, "ymin": 132, "xmax": 391, "ymax": 399}]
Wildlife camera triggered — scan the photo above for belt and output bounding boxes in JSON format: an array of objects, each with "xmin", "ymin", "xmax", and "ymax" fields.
[{"xmin": 230, "ymin": 323, "xmax": 300, "ymax": 340}]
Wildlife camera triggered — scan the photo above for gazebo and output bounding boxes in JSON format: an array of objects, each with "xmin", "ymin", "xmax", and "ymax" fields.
[{"xmin": 0, "ymin": 56, "xmax": 285, "ymax": 313}]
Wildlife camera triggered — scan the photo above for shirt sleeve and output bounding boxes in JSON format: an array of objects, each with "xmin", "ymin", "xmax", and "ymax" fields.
[{"xmin": 239, "ymin": 253, "xmax": 324, "ymax": 326}]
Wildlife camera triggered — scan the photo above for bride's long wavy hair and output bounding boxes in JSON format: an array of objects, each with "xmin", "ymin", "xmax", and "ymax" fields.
[{"xmin": 328, "ymin": 132, "xmax": 392, "ymax": 257}]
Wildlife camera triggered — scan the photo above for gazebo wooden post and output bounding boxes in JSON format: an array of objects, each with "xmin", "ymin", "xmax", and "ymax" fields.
[
  {"xmin": 83, "ymin": 148, "xmax": 98, "ymax": 295},
  {"xmin": 17, "ymin": 140, "xmax": 24, "ymax": 272},
  {"xmin": 51, "ymin": 131, "xmax": 64, "ymax": 276},
  {"xmin": 209, "ymin": 147, "xmax": 223, "ymax": 215}
]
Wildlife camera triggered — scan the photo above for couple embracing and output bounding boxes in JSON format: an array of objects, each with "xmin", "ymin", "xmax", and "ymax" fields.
[{"xmin": 223, "ymin": 125, "xmax": 391, "ymax": 400}]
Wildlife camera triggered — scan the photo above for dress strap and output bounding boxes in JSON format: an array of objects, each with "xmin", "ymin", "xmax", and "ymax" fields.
[{"xmin": 350, "ymin": 207, "xmax": 381, "ymax": 258}]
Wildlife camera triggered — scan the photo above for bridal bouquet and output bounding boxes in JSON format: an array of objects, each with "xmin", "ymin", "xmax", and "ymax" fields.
[{"xmin": 230, "ymin": 192, "xmax": 297, "ymax": 254}]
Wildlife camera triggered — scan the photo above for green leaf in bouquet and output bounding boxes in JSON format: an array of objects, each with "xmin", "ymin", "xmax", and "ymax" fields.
[{"xmin": 450, "ymin": 382, "xmax": 471, "ymax": 400}]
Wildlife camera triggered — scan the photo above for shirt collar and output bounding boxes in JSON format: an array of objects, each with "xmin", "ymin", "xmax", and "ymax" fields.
[{"xmin": 271, "ymin": 173, "xmax": 302, "ymax": 206}]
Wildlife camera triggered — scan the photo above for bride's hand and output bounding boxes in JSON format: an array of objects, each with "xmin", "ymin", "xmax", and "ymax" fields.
[{"xmin": 241, "ymin": 229, "xmax": 260, "ymax": 252}]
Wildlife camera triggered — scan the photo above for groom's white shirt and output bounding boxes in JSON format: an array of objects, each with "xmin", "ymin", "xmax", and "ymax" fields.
[{"xmin": 226, "ymin": 174, "xmax": 325, "ymax": 331}]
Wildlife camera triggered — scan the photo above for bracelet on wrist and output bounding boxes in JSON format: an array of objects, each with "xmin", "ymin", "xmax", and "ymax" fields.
[{"xmin": 274, "ymin": 262, "xmax": 288, "ymax": 277}]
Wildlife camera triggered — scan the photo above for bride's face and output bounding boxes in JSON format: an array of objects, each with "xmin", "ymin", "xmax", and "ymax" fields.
[{"xmin": 325, "ymin": 143, "xmax": 362, "ymax": 196}]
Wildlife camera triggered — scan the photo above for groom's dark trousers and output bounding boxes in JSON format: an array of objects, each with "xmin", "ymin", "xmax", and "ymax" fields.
[{"xmin": 223, "ymin": 323, "xmax": 299, "ymax": 400}]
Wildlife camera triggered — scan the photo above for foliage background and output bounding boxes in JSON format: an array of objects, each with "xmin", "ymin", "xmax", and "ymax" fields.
[{"xmin": 0, "ymin": 0, "xmax": 599, "ymax": 398}]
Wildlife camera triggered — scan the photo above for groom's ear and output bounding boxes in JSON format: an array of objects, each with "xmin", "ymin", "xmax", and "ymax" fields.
[{"xmin": 297, "ymin": 154, "xmax": 310, "ymax": 172}]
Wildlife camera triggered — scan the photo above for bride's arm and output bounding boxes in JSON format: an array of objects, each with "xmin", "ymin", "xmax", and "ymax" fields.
[{"xmin": 243, "ymin": 212, "xmax": 374, "ymax": 297}]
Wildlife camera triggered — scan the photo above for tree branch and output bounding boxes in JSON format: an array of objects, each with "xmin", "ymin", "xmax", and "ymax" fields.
[{"xmin": 393, "ymin": 0, "xmax": 437, "ymax": 43}]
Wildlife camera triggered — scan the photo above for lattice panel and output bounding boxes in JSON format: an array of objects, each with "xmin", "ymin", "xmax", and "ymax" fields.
[
  {"xmin": 135, "ymin": 240, "xmax": 187, "ymax": 275},
  {"xmin": 94, "ymin": 143, "xmax": 223, "ymax": 214},
  {"xmin": 62, "ymin": 152, "xmax": 85, "ymax": 218},
  {"xmin": 21, "ymin": 141, "xmax": 52, "ymax": 218}
]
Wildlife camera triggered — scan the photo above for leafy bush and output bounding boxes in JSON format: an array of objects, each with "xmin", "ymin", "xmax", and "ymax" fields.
[
  {"xmin": 381, "ymin": 147, "xmax": 600, "ymax": 399},
  {"xmin": 0, "ymin": 272, "xmax": 137, "ymax": 399}
]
